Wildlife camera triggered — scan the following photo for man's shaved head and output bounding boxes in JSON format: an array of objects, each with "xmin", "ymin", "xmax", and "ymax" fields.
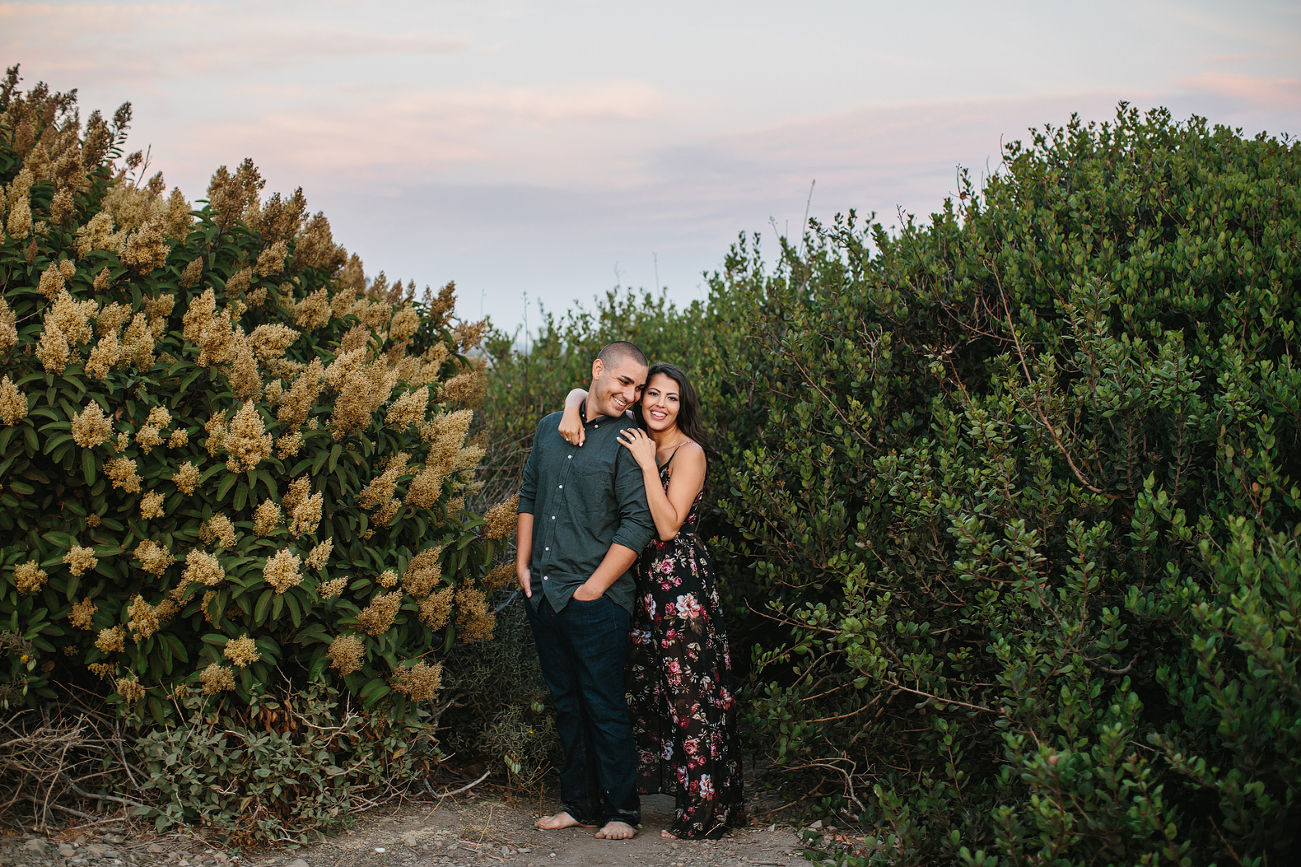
[{"xmin": 596, "ymin": 341, "xmax": 648, "ymax": 370}]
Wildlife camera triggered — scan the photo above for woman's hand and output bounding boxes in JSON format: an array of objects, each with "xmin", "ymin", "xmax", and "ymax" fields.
[
  {"xmin": 618, "ymin": 427, "xmax": 658, "ymax": 471},
  {"xmin": 558, "ymin": 405, "xmax": 585, "ymax": 446}
]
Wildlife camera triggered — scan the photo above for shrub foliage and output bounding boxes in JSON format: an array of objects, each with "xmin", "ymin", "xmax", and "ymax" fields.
[
  {"xmin": 702, "ymin": 107, "xmax": 1300, "ymax": 866},
  {"xmin": 482, "ymin": 106, "xmax": 1300, "ymax": 866},
  {"xmin": 0, "ymin": 67, "xmax": 517, "ymax": 835}
]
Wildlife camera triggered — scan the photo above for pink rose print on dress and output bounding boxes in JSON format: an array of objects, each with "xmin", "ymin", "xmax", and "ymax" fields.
[{"xmin": 675, "ymin": 593, "xmax": 703, "ymax": 620}]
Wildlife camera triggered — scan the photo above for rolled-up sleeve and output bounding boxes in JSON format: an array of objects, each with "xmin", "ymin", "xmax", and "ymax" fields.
[
  {"xmin": 610, "ymin": 439, "xmax": 654, "ymax": 553},
  {"xmin": 518, "ymin": 418, "xmax": 543, "ymax": 515}
]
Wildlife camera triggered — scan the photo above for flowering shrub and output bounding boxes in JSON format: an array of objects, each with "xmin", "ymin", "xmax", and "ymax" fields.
[{"xmin": 0, "ymin": 66, "xmax": 513, "ymax": 736}]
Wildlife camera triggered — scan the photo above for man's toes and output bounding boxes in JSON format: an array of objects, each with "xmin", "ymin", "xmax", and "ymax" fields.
[{"xmin": 595, "ymin": 820, "xmax": 638, "ymax": 840}]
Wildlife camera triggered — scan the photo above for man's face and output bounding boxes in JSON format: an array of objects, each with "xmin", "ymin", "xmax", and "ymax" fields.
[{"xmin": 589, "ymin": 356, "xmax": 647, "ymax": 418}]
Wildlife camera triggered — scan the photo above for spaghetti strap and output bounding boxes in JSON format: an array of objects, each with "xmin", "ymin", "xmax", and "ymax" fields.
[{"xmin": 659, "ymin": 440, "xmax": 692, "ymax": 470}]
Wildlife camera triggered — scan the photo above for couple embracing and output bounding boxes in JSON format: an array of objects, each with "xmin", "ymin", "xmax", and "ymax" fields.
[{"xmin": 515, "ymin": 341, "xmax": 745, "ymax": 841}]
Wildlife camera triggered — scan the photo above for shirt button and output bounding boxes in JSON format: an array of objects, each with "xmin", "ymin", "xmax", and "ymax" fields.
[
  {"xmin": 551, "ymin": 516, "xmax": 556, "ymax": 519},
  {"xmin": 543, "ymin": 576, "xmax": 549, "ymax": 581},
  {"xmin": 558, "ymin": 485, "xmax": 563, "ymax": 489},
  {"xmin": 568, "ymin": 455, "xmax": 572, "ymax": 459},
  {"xmin": 545, "ymin": 547, "xmax": 549, "ymax": 551}
]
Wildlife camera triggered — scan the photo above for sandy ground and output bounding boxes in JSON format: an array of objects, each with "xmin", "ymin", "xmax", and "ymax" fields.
[
  {"xmin": 291, "ymin": 790, "xmax": 809, "ymax": 867},
  {"xmin": 1, "ymin": 783, "xmax": 813, "ymax": 867}
]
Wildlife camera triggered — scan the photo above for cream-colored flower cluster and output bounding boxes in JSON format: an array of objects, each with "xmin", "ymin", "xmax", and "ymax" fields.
[
  {"xmin": 200, "ymin": 663, "xmax": 236, "ymax": 694},
  {"xmin": 291, "ymin": 491, "xmax": 323, "ymax": 537},
  {"xmin": 183, "ymin": 550, "xmax": 225, "ymax": 586},
  {"xmin": 64, "ymin": 544, "xmax": 97, "ymax": 577},
  {"xmin": 455, "ymin": 586, "xmax": 495, "ymax": 643},
  {"xmin": 253, "ymin": 499, "xmax": 283, "ymax": 537},
  {"xmin": 389, "ymin": 660, "xmax": 442, "ymax": 702},
  {"xmin": 127, "ymin": 594, "xmax": 171, "ymax": 642},
  {"xmin": 14, "ymin": 561, "xmax": 47, "ymax": 593},
  {"xmin": 116, "ymin": 675, "xmax": 146, "ymax": 703},
  {"xmin": 264, "ymin": 549, "xmax": 302, "ymax": 593},
  {"xmin": 200, "ymin": 514, "xmax": 237, "ymax": 548},
  {"xmin": 484, "ymin": 562, "xmax": 516, "ymax": 590},
  {"xmin": 224, "ymin": 401, "xmax": 272, "ymax": 472},
  {"xmin": 0, "ymin": 298, "xmax": 15, "ymax": 355},
  {"xmin": 95, "ymin": 625, "xmax": 125, "ymax": 653},
  {"xmin": 69, "ymin": 598, "xmax": 98, "ymax": 630},
  {"xmin": 134, "ymin": 405, "xmax": 172, "ymax": 454},
  {"xmin": 357, "ymin": 591, "xmax": 401, "ymax": 636},
  {"xmin": 223, "ymin": 634, "xmax": 259, "ymax": 668},
  {"xmin": 140, "ymin": 490, "xmax": 165, "ymax": 519},
  {"xmin": 306, "ymin": 538, "xmax": 333, "ymax": 570},
  {"xmin": 361, "ymin": 452, "xmax": 409, "ymax": 510},
  {"xmin": 318, "ymin": 575, "xmax": 347, "ymax": 598},
  {"xmin": 173, "ymin": 460, "xmax": 201, "ymax": 494},
  {"xmin": 418, "ymin": 587, "xmax": 454, "ymax": 630},
  {"xmin": 327, "ymin": 634, "xmax": 365, "ymax": 675},
  {"xmin": 70, "ymin": 401, "xmax": 111, "ymax": 446},
  {"xmin": 105, "ymin": 457, "xmax": 142, "ymax": 492},
  {"xmin": 484, "ymin": 495, "xmax": 519, "ymax": 540},
  {"xmin": 385, "ymin": 385, "xmax": 429, "ymax": 430},
  {"xmin": 0, "ymin": 375, "xmax": 27, "ymax": 425},
  {"xmin": 276, "ymin": 358, "xmax": 323, "ymax": 431},
  {"xmin": 329, "ymin": 355, "xmax": 400, "ymax": 438},
  {"xmin": 402, "ymin": 547, "xmax": 444, "ymax": 597},
  {"xmin": 135, "ymin": 539, "xmax": 175, "ymax": 577}
]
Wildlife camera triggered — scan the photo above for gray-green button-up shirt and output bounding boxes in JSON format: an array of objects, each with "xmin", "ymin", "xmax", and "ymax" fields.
[{"xmin": 518, "ymin": 404, "xmax": 654, "ymax": 617}]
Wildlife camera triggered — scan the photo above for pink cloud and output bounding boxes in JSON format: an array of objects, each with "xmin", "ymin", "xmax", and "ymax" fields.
[{"xmin": 1180, "ymin": 72, "xmax": 1301, "ymax": 108}]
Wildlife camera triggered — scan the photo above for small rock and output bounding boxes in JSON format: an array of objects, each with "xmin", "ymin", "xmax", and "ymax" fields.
[
  {"xmin": 149, "ymin": 844, "xmax": 166, "ymax": 854},
  {"xmin": 60, "ymin": 843, "xmax": 77, "ymax": 857},
  {"xmin": 24, "ymin": 839, "xmax": 51, "ymax": 855},
  {"xmin": 286, "ymin": 860, "xmax": 310, "ymax": 867},
  {"xmin": 88, "ymin": 844, "xmax": 109, "ymax": 856},
  {"xmin": 809, "ymin": 819, "xmax": 823, "ymax": 830},
  {"xmin": 105, "ymin": 834, "xmax": 126, "ymax": 844}
]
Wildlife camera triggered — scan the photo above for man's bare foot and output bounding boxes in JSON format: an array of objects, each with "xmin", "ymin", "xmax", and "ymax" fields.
[
  {"xmin": 661, "ymin": 829, "xmax": 678, "ymax": 839},
  {"xmin": 534, "ymin": 811, "xmax": 596, "ymax": 830},
  {"xmin": 595, "ymin": 820, "xmax": 638, "ymax": 840}
]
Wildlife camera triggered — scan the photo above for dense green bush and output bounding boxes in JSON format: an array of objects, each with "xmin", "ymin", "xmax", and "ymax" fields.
[
  {"xmin": 0, "ymin": 67, "xmax": 517, "ymax": 838},
  {"xmin": 479, "ymin": 106, "xmax": 1300, "ymax": 866},
  {"xmin": 702, "ymin": 107, "xmax": 1300, "ymax": 866}
]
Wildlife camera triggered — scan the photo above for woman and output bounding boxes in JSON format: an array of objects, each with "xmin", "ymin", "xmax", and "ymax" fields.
[{"xmin": 558, "ymin": 362, "xmax": 745, "ymax": 839}]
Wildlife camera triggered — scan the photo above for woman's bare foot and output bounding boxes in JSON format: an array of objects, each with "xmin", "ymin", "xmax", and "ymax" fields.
[
  {"xmin": 661, "ymin": 829, "xmax": 678, "ymax": 839},
  {"xmin": 595, "ymin": 820, "xmax": 638, "ymax": 840},
  {"xmin": 534, "ymin": 811, "xmax": 596, "ymax": 830}
]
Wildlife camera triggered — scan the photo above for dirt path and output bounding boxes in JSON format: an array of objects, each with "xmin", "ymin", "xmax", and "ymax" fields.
[
  {"xmin": 2, "ymin": 785, "xmax": 811, "ymax": 867},
  {"xmin": 295, "ymin": 791, "xmax": 808, "ymax": 867}
]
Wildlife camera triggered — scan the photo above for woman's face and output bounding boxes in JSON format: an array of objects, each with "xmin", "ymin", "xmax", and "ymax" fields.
[{"xmin": 640, "ymin": 373, "xmax": 681, "ymax": 433}]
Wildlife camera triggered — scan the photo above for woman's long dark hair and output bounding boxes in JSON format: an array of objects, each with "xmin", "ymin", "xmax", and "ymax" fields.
[{"xmin": 636, "ymin": 362, "xmax": 710, "ymax": 453}]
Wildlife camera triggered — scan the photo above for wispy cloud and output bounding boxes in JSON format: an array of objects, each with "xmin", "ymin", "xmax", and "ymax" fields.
[
  {"xmin": 1180, "ymin": 72, "xmax": 1301, "ymax": 108},
  {"xmin": 165, "ymin": 81, "xmax": 673, "ymax": 181}
]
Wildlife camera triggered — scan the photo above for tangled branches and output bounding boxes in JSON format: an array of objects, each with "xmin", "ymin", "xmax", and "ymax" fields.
[{"xmin": 0, "ymin": 703, "xmax": 148, "ymax": 832}]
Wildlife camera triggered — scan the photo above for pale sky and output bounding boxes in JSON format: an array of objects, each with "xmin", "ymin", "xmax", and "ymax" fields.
[{"xmin": 3, "ymin": 1, "xmax": 1298, "ymax": 334}]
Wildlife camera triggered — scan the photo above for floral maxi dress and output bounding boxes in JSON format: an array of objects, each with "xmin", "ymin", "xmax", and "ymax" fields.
[{"xmin": 627, "ymin": 456, "xmax": 746, "ymax": 838}]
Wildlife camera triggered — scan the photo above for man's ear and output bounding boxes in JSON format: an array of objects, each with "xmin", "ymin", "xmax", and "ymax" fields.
[{"xmin": 591, "ymin": 358, "xmax": 604, "ymax": 382}]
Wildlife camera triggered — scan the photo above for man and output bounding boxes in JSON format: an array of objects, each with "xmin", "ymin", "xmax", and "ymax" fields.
[{"xmin": 516, "ymin": 341, "xmax": 655, "ymax": 841}]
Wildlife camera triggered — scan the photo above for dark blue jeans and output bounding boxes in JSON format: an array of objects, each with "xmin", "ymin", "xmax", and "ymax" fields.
[{"xmin": 525, "ymin": 595, "xmax": 640, "ymax": 827}]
